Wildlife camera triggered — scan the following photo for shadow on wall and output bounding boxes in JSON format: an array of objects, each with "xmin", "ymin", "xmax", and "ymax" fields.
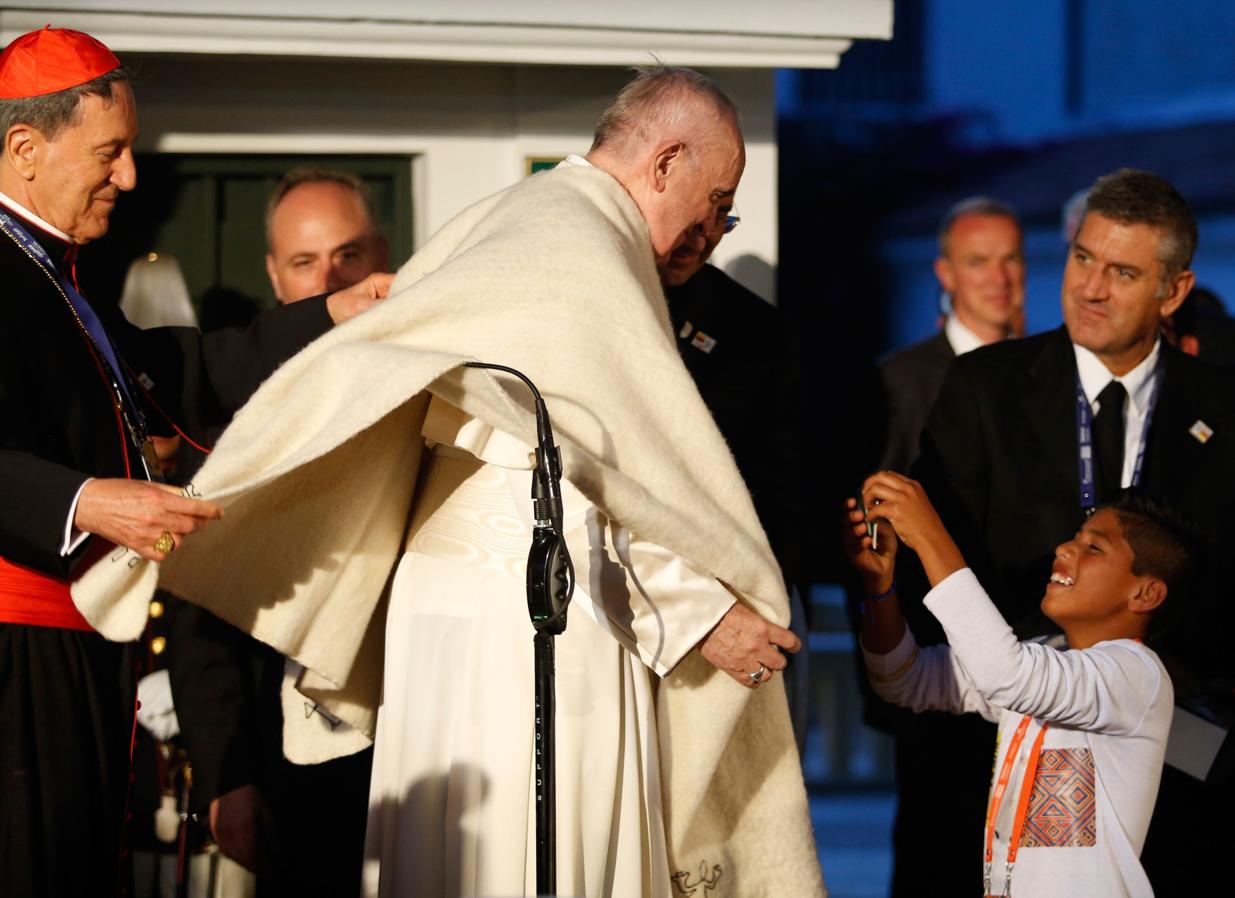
[{"xmin": 723, "ymin": 254, "xmax": 777, "ymax": 305}]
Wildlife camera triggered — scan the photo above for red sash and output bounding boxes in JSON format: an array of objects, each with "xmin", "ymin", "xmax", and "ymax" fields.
[{"xmin": 0, "ymin": 555, "xmax": 94, "ymax": 631}]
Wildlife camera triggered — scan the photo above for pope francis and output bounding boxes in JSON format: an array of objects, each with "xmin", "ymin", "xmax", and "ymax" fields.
[{"xmin": 75, "ymin": 66, "xmax": 826, "ymax": 897}]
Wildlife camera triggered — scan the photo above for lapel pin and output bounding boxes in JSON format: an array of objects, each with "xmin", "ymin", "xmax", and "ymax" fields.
[
  {"xmin": 1189, "ymin": 420, "xmax": 1214, "ymax": 444},
  {"xmin": 690, "ymin": 330, "xmax": 717, "ymax": 354}
]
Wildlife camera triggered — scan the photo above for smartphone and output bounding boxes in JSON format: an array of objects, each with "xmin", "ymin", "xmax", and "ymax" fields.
[{"xmin": 856, "ymin": 494, "xmax": 879, "ymax": 550}]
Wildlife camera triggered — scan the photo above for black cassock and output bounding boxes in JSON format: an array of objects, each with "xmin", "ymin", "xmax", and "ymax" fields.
[{"xmin": 0, "ymin": 209, "xmax": 331, "ymax": 897}]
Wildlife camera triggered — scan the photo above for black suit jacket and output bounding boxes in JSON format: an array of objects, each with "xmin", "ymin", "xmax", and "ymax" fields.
[
  {"xmin": 665, "ymin": 264, "xmax": 804, "ymax": 589},
  {"xmin": 913, "ymin": 325, "xmax": 1235, "ymax": 676},
  {"xmin": 876, "ymin": 330, "xmax": 955, "ymax": 473}
]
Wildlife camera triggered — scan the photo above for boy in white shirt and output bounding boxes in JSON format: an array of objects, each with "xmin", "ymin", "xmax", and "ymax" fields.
[{"xmin": 845, "ymin": 472, "xmax": 1194, "ymax": 897}]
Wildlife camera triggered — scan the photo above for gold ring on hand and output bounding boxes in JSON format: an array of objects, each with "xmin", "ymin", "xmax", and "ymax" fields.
[{"xmin": 154, "ymin": 532, "xmax": 175, "ymax": 555}]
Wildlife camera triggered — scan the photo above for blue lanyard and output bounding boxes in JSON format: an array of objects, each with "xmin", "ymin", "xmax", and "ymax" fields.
[
  {"xmin": 0, "ymin": 207, "xmax": 153, "ymax": 476},
  {"xmin": 1074, "ymin": 365, "xmax": 1161, "ymax": 513}
]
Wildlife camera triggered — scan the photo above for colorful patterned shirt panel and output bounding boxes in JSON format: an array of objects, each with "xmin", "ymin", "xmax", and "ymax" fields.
[{"xmin": 1020, "ymin": 747, "xmax": 1097, "ymax": 848}]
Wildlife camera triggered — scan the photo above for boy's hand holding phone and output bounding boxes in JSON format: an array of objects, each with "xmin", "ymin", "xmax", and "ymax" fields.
[
  {"xmin": 861, "ymin": 471, "xmax": 967, "ymax": 588},
  {"xmin": 842, "ymin": 495, "xmax": 897, "ymax": 595}
]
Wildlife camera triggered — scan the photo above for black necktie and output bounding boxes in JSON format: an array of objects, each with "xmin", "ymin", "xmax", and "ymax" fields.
[{"xmin": 1094, "ymin": 379, "xmax": 1127, "ymax": 500}]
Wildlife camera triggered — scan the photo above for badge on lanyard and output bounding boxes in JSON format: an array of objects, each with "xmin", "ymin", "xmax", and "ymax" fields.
[{"xmin": 985, "ymin": 717, "xmax": 1049, "ymax": 897}]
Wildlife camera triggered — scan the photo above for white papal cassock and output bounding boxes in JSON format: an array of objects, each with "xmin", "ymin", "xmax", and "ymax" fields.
[{"xmin": 363, "ymin": 398, "xmax": 735, "ymax": 897}]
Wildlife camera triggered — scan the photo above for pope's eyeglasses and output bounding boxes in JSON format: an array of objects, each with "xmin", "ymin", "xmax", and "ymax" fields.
[{"xmin": 710, "ymin": 203, "xmax": 740, "ymax": 236}]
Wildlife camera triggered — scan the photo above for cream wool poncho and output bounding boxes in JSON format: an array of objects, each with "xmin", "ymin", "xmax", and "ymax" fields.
[{"xmin": 72, "ymin": 163, "xmax": 825, "ymax": 897}]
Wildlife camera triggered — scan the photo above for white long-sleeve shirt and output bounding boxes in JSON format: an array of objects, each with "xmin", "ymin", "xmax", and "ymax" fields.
[{"xmin": 865, "ymin": 569, "xmax": 1172, "ymax": 898}]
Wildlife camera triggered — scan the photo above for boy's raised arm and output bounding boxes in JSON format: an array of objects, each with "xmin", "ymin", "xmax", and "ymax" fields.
[
  {"xmin": 843, "ymin": 492, "xmax": 992, "ymax": 718},
  {"xmin": 923, "ymin": 569, "xmax": 1168, "ymax": 733},
  {"xmin": 862, "ymin": 473, "xmax": 1170, "ymax": 732}
]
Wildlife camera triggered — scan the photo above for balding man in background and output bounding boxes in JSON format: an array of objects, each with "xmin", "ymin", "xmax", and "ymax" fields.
[
  {"xmin": 877, "ymin": 197, "xmax": 1025, "ymax": 473},
  {"xmin": 264, "ymin": 168, "xmax": 389, "ymax": 305},
  {"xmin": 166, "ymin": 169, "xmax": 389, "ymax": 895}
]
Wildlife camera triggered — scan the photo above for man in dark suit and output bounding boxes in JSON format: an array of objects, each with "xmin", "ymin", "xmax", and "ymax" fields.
[
  {"xmin": 658, "ymin": 202, "xmax": 809, "ymax": 742},
  {"xmin": 167, "ymin": 168, "xmax": 388, "ymax": 896},
  {"xmin": 877, "ymin": 197, "xmax": 1025, "ymax": 473},
  {"xmin": 660, "ymin": 205, "xmax": 803, "ymax": 590},
  {"xmin": 892, "ymin": 168, "xmax": 1235, "ymax": 896}
]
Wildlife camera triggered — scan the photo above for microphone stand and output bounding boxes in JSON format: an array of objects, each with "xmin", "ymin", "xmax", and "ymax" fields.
[{"xmin": 463, "ymin": 363, "xmax": 574, "ymax": 896}]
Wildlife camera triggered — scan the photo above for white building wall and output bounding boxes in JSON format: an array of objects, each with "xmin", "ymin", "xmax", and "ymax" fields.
[{"xmin": 132, "ymin": 55, "xmax": 779, "ymax": 299}]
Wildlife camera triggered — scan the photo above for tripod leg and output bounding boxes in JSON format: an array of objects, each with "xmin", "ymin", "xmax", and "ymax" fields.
[{"xmin": 534, "ymin": 632, "xmax": 556, "ymax": 896}]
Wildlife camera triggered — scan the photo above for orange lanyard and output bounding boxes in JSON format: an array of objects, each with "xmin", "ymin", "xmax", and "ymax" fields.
[{"xmin": 984, "ymin": 716, "xmax": 1049, "ymax": 897}]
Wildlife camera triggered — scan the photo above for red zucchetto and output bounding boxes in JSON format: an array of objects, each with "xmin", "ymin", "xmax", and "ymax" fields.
[{"xmin": 0, "ymin": 26, "xmax": 120, "ymax": 99}]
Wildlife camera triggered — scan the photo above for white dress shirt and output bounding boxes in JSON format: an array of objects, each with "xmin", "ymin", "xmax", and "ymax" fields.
[
  {"xmin": 944, "ymin": 312, "xmax": 988, "ymax": 356},
  {"xmin": 1072, "ymin": 339, "xmax": 1162, "ymax": 488}
]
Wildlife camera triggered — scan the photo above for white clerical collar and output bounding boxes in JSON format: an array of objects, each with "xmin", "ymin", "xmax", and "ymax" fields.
[
  {"xmin": 558, "ymin": 154, "xmax": 593, "ymax": 169},
  {"xmin": 0, "ymin": 190, "xmax": 71, "ymax": 243},
  {"xmin": 943, "ymin": 312, "xmax": 988, "ymax": 356},
  {"xmin": 1073, "ymin": 338, "xmax": 1162, "ymax": 416}
]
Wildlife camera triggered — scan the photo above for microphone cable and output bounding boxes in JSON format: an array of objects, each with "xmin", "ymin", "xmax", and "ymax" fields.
[{"xmin": 462, "ymin": 362, "xmax": 574, "ymax": 634}]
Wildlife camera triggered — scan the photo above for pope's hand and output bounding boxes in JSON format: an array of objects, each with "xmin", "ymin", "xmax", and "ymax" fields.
[
  {"xmin": 700, "ymin": 602, "xmax": 801, "ymax": 688},
  {"xmin": 325, "ymin": 271, "xmax": 395, "ymax": 324},
  {"xmin": 73, "ymin": 478, "xmax": 223, "ymax": 561}
]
